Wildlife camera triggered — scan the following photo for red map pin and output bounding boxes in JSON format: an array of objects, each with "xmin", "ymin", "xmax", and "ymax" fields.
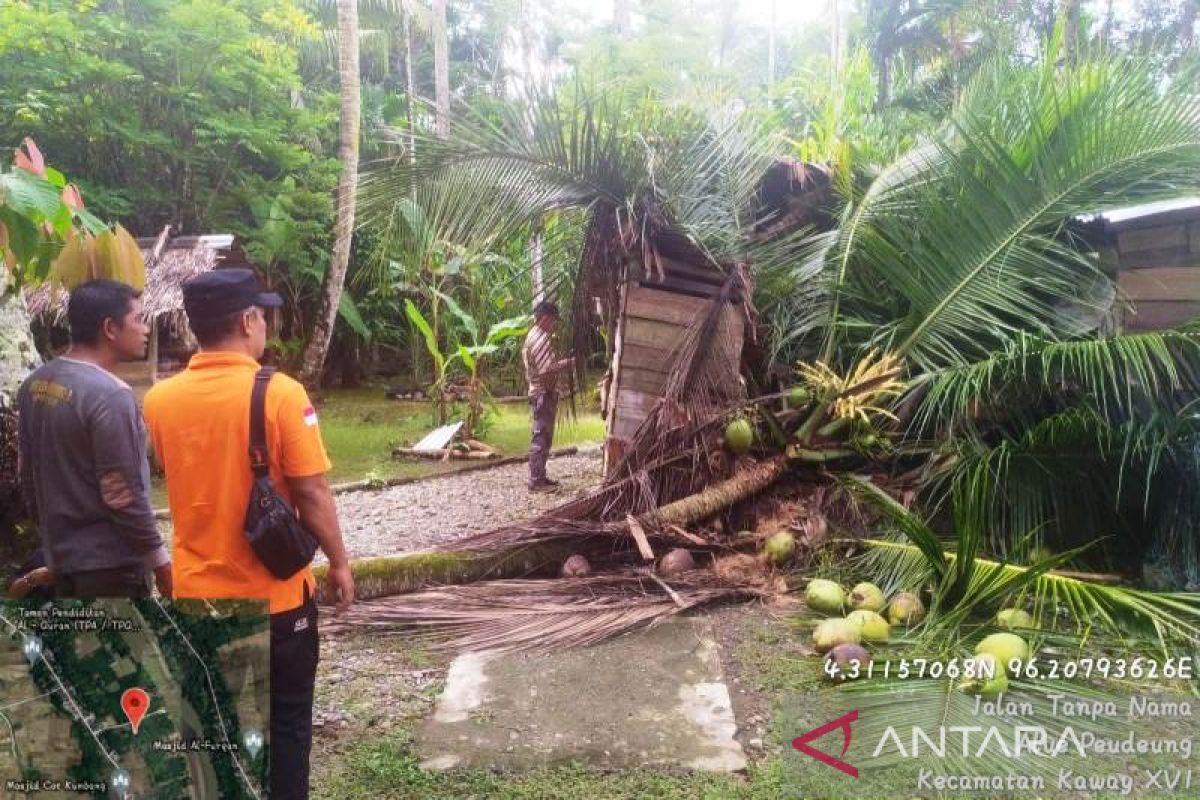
[{"xmin": 121, "ymin": 688, "xmax": 150, "ymax": 734}]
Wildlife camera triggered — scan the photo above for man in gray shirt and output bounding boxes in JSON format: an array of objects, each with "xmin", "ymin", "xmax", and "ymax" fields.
[{"xmin": 17, "ymin": 279, "xmax": 171, "ymax": 598}]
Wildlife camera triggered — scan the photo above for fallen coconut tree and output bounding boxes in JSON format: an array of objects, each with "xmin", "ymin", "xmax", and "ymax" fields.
[{"xmin": 315, "ymin": 454, "xmax": 790, "ymax": 602}]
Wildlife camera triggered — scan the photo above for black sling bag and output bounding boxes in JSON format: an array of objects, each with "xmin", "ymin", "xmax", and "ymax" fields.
[{"xmin": 242, "ymin": 367, "xmax": 319, "ymax": 579}]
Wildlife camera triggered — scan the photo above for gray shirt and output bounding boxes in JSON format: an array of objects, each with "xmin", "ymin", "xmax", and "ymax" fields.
[{"xmin": 17, "ymin": 357, "xmax": 167, "ymax": 574}]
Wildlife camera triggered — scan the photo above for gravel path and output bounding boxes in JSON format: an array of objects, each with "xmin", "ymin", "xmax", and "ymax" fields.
[
  {"xmin": 156, "ymin": 447, "xmax": 604, "ymax": 562},
  {"xmin": 321, "ymin": 447, "xmax": 603, "ymax": 561}
]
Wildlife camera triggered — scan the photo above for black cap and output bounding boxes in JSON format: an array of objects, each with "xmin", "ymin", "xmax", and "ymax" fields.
[
  {"xmin": 533, "ymin": 300, "xmax": 559, "ymax": 318},
  {"xmin": 182, "ymin": 268, "xmax": 283, "ymax": 321}
]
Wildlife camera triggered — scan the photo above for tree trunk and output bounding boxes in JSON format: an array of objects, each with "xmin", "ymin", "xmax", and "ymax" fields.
[
  {"xmin": 717, "ymin": 0, "xmax": 736, "ymax": 67},
  {"xmin": 614, "ymin": 0, "xmax": 632, "ymax": 37},
  {"xmin": 319, "ymin": 455, "xmax": 789, "ymax": 602},
  {"xmin": 1180, "ymin": 0, "xmax": 1199, "ymax": 53},
  {"xmin": 767, "ymin": 0, "xmax": 776, "ymax": 106},
  {"xmin": 0, "ymin": 291, "xmax": 39, "ymax": 548},
  {"xmin": 0, "ymin": 292, "xmax": 40, "ymax": 405},
  {"xmin": 649, "ymin": 456, "xmax": 787, "ymax": 528},
  {"xmin": 404, "ymin": 10, "xmax": 416, "ymax": 164},
  {"xmin": 1101, "ymin": 0, "xmax": 1115, "ymax": 47},
  {"xmin": 876, "ymin": 52, "xmax": 891, "ymax": 108},
  {"xmin": 530, "ymin": 230, "xmax": 544, "ymax": 303},
  {"xmin": 433, "ymin": 0, "xmax": 450, "ymax": 138},
  {"xmin": 299, "ymin": 0, "xmax": 360, "ymax": 387},
  {"xmin": 1061, "ymin": 0, "xmax": 1080, "ymax": 63}
]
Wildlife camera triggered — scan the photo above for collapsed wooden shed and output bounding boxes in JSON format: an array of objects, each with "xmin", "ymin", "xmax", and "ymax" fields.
[
  {"xmin": 600, "ymin": 160, "xmax": 833, "ymax": 475},
  {"xmin": 602, "ymin": 232, "xmax": 746, "ymax": 472}
]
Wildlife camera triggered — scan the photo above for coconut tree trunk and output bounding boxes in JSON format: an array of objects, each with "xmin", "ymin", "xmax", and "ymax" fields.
[
  {"xmin": 433, "ymin": 0, "xmax": 449, "ymax": 138},
  {"xmin": 767, "ymin": 0, "xmax": 776, "ymax": 106},
  {"xmin": 530, "ymin": 230, "xmax": 544, "ymax": 303},
  {"xmin": 650, "ymin": 456, "xmax": 787, "ymax": 528},
  {"xmin": 0, "ymin": 292, "xmax": 40, "ymax": 403},
  {"xmin": 404, "ymin": 10, "xmax": 416, "ymax": 164},
  {"xmin": 1, "ymin": 291, "xmax": 39, "ymax": 539},
  {"xmin": 614, "ymin": 0, "xmax": 632, "ymax": 37},
  {"xmin": 299, "ymin": 0, "xmax": 361, "ymax": 387},
  {"xmin": 1061, "ymin": 0, "xmax": 1080, "ymax": 63}
]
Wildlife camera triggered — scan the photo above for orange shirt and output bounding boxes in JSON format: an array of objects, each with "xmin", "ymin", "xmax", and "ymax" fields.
[{"xmin": 143, "ymin": 352, "xmax": 331, "ymax": 614}]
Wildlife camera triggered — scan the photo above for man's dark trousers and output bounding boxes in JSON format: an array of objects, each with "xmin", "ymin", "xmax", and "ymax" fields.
[
  {"xmin": 54, "ymin": 565, "xmax": 151, "ymax": 598},
  {"xmin": 529, "ymin": 392, "xmax": 558, "ymax": 486},
  {"xmin": 270, "ymin": 588, "xmax": 319, "ymax": 800}
]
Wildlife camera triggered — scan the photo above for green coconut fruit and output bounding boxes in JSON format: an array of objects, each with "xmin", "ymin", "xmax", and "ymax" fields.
[
  {"xmin": 996, "ymin": 608, "xmax": 1036, "ymax": 630},
  {"xmin": 848, "ymin": 582, "xmax": 887, "ymax": 613},
  {"xmin": 813, "ymin": 618, "xmax": 861, "ymax": 654},
  {"xmin": 787, "ymin": 385, "xmax": 811, "ymax": 408},
  {"xmin": 764, "ymin": 530, "xmax": 796, "ymax": 565},
  {"xmin": 805, "ymin": 579, "xmax": 846, "ymax": 615},
  {"xmin": 886, "ymin": 592, "xmax": 926, "ymax": 625},
  {"xmin": 724, "ymin": 418, "xmax": 754, "ymax": 454},
  {"xmin": 825, "ymin": 643, "xmax": 871, "ymax": 679},
  {"xmin": 958, "ymin": 652, "xmax": 1009, "ymax": 697},
  {"xmin": 975, "ymin": 632, "xmax": 1030, "ymax": 674},
  {"xmin": 845, "ymin": 609, "xmax": 890, "ymax": 643}
]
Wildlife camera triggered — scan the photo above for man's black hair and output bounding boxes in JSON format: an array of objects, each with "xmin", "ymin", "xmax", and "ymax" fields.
[
  {"xmin": 67, "ymin": 280, "xmax": 141, "ymax": 345},
  {"xmin": 533, "ymin": 300, "xmax": 560, "ymax": 318},
  {"xmin": 189, "ymin": 307, "xmax": 250, "ymax": 348}
]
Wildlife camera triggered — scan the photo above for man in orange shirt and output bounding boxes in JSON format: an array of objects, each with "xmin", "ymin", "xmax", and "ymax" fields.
[{"xmin": 143, "ymin": 269, "xmax": 353, "ymax": 800}]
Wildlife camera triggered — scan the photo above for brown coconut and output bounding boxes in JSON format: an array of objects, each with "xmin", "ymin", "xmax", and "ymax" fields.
[
  {"xmin": 561, "ymin": 554, "xmax": 592, "ymax": 578},
  {"xmin": 659, "ymin": 548, "xmax": 696, "ymax": 576}
]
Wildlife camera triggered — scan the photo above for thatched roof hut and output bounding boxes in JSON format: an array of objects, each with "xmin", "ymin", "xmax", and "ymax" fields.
[
  {"xmin": 24, "ymin": 230, "xmax": 250, "ymax": 326},
  {"xmin": 24, "ymin": 230, "xmax": 253, "ymax": 392}
]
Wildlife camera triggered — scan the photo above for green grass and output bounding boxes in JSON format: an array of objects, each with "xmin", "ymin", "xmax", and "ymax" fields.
[
  {"xmin": 149, "ymin": 388, "xmax": 605, "ymax": 508},
  {"xmin": 315, "ymin": 734, "xmax": 792, "ymax": 800}
]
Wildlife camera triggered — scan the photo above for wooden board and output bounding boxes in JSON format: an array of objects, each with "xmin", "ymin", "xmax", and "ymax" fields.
[
  {"xmin": 625, "ymin": 289, "xmax": 718, "ymax": 327},
  {"xmin": 1118, "ymin": 224, "xmax": 1190, "ymax": 254},
  {"xmin": 1122, "ymin": 300, "xmax": 1200, "ymax": 330},
  {"xmin": 619, "ymin": 366, "xmax": 669, "ymax": 395},
  {"xmin": 1118, "ymin": 246, "xmax": 1198, "ymax": 271},
  {"xmin": 619, "ymin": 343, "xmax": 678, "ymax": 373},
  {"xmin": 640, "ymin": 274, "xmax": 731, "ymax": 299},
  {"xmin": 622, "ymin": 317, "xmax": 690, "ymax": 350},
  {"xmin": 413, "ymin": 421, "xmax": 463, "ymax": 451},
  {"xmin": 1119, "ymin": 267, "xmax": 1200, "ymax": 302}
]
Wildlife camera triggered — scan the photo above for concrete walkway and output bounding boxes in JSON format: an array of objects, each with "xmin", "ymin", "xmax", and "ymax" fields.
[{"xmin": 417, "ymin": 617, "xmax": 747, "ymax": 773}]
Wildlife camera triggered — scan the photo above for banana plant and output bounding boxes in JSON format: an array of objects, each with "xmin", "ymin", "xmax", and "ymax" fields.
[{"xmin": 404, "ymin": 291, "xmax": 530, "ymax": 435}]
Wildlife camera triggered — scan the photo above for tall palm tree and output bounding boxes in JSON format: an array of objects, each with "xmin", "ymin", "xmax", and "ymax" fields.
[{"xmin": 300, "ymin": 0, "xmax": 361, "ymax": 386}]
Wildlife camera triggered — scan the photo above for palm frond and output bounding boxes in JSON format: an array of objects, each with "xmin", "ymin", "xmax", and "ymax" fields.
[
  {"xmin": 321, "ymin": 572, "xmax": 763, "ymax": 654},
  {"xmin": 860, "ymin": 538, "xmax": 1200, "ymax": 651},
  {"xmin": 911, "ymin": 331, "xmax": 1200, "ymax": 436},
  {"xmin": 821, "ymin": 51, "xmax": 1200, "ymax": 370}
]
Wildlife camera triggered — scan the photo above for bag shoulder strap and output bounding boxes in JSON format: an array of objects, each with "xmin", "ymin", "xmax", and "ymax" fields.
[{"xmin": 249, "ymin": 366, "xmax": 278, "ymax": 478}]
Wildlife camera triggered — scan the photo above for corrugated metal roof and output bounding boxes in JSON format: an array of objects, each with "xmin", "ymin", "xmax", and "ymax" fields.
[{"xmin": 1078, "ymin": 197, "xmax": 1200, "ymax": 231}]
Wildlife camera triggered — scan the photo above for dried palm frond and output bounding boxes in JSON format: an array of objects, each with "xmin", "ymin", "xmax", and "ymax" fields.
[{"xmin": 321, "ymin": 571, "xmax": 766, "ymax": 654}]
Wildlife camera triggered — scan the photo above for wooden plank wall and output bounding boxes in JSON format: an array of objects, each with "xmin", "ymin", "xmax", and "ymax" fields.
[
  {"xmin": 1115, "ymin": 220, "xmax": 1200, "ymax": 331},
  {"xmin": 606, "ymin": 284, "xmax": 744, "ymax": 453}
]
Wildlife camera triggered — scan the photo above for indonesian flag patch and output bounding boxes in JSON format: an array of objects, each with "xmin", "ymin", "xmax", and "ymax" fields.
[{"xmin": 302, "ymin": 406, "xmax": 319, "ymax": 427}]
